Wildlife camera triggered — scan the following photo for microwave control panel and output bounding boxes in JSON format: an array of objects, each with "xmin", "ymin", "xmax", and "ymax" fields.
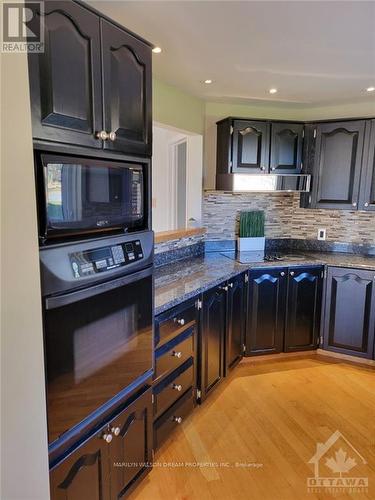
[{"xmin": 69, "ymin": 240, "xmax": 143, "ymax": 278}]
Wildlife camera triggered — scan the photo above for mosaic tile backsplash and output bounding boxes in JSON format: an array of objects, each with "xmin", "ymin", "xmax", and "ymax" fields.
[{"xmin": 203, "ymin": 191, "xmax": 375, "ymax": 244}]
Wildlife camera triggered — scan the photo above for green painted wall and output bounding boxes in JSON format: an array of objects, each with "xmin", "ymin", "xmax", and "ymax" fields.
[{"xmin": 153, "ymin": 78, "xmax": 205, "ymax": 134}]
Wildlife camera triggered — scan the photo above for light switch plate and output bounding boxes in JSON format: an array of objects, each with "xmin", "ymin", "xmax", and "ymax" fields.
[{"xmin": 317, "ymin": 228, "xmax": 326, "ymax": 240}]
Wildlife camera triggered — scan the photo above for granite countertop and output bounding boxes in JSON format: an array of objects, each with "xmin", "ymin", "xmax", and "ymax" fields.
[{"xmin": 154, "ymin": 251, "xmax": 375, "ymax": 315}]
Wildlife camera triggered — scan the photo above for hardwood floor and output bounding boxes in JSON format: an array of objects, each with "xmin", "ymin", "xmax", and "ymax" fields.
[{"xmin": 129, "ymin": 355, "xmax": 375, "ymax": 500}]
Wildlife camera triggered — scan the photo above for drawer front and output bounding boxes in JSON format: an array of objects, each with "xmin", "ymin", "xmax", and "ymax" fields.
[
  {"xmin": 154, "ymin": 362, "xmax": 194, "ymax": 419},
  {"xmin": 156, "ymin": 303, "xmax": 196, "ymax": 347},
  {"xmin": 155, "ymin": 330, "xmax": 194, "ymax": 380},
  {"xmin": 154, "ymin": 389, "xmax": 194, "ymax": 450}
]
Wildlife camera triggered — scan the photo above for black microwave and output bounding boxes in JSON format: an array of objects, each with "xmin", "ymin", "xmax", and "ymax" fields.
[{"xmin": 36, "ymin": 153, "xmax": 148, "ymax": 242}]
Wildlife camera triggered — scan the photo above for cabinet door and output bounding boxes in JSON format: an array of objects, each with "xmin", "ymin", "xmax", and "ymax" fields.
[
  {"xmin": 323, "ymin": 267, "xmax": 375, "ymax": 358},
  {"xmin": 226, "ymin": 274, "xmax": 246, "ymax": 371},
  {"xmin": 246, "ymin": 269, "xmax": 287, "ymax": 355},
  {"xmin": 101, "ymin": 20, "xmax": 152, "ymax": 156},
  {"xmin": 232, "ymin": 120, "xmax": 270, "ymax": 173},
  {"xmin": 28, "ymin": 1, "xmax": 102, "ymax": 148},
  {"xmin": 270, "ymin": 122, "xmax": 304, "ymax": 173},
  {"xmin": 359, "ymin": 120, "xmax": 375, "ymax": 211},
  {"xmin": 284, "ymin": 267, "xmax": 323, "ymax": 352},
  {"xmin": 108, "ymin": 389, "xmax": 152, "ymax": 499},
  {"xmin": 312, "ymin": 121, "xmax": 366, "ymax": 209},
  {"xmin": 200, "ymin": 286, "xmax": 226, "ymax": 399},
  {"xmin": 50, "ymin": 427, "xmax": 110, "ymax": 500}
]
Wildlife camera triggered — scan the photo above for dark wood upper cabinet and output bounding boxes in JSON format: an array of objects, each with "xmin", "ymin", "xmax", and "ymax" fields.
[
  {"xmin": 28, "ymin": 1, "xmax": 102, "ymax": 148},
  {"xmin": 246, "ymin": 268, "xmax": 287, "ymax": 355},
  {"xmin": 226, "ymin": 274, "xmax": 246, "ymax": 371},
  {"xmin": 359, "ymin": 119, "xmax": 375, "ymax": 211},
  {"xmin": 270, "ymin": 122, "xmax": 304, "ymax": 173},
  {"xmin": 50, "ymin": 424, "xmax": 110, "ymax": 500},
  {"xmin": 284, "ymin": 267, "xmax": 323, "ymax": 352},
  {"xmin": 311, "ymin": 120, "xmax": 366, "ymax": 210},
  {"xmin": 232, "ymin": 120, "xmax": 270, "ymax": 173},
  {"xmin": 323, "ymin": 267, "xmax": 375, "ymax": 359},
  {"xmin": 101, "ymin": 20, "xmax": 152, "ymax": 156},
  {"xmin": 200, "ymin": 285, "xmax": 226, "ymax": 400}
]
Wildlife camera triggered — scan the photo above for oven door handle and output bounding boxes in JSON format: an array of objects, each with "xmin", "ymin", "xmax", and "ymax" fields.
[{"xmin": 45, "ymin": 266, "xmax": 153, "ymax": 310}]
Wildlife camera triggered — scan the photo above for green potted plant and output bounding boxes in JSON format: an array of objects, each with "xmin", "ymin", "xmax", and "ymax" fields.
[{"xmin": 238, "ymin": 210, "xmax": 265, "ymax": 252}]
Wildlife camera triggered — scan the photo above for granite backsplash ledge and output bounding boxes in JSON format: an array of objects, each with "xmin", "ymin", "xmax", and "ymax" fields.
[
  {"xmin": 203, "ymin": 191, "xmax": 375, "ymax": 245},
  {"xmin": 154, "ymin": 232, "xmax": 205, "ymax": 267}
]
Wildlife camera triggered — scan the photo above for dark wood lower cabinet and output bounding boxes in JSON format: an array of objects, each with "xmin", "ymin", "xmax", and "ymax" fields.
[
  {"xmin": 200, "ymin": 285, "xmax": 226, "ymax": 400},
  {"xmin": 226, "ymin": 274, "xmax": 246, "ymax": 371},
  {"xmin": 246, "ymin": 268, "xmax": 287, "ymax": 355},
  {"xmin": 50, "ymin": 388, "xmax": 152, "ymax": 500},
  {"xmin": 284, "ymin": 267, "xmax": 323, "ymax": 351},
  {"xmin": 323, "ymin": 267, "xmax": 375, "ymax": 358}
]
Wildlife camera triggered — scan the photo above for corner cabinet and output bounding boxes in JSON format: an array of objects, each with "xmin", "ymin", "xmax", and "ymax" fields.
[
  {"xmin": 359, "ymin": 119, "xmax": 375, "ymax": 211},
  {"xmin": 28, "ymin": 0, "xmax": 152, "ymax": 155},
  {"xmin": 226, "ymin": 274, "xmax": 247, "ymax": 371},
  {"xmin": 246, "ymin": 266, "xmax": 323, "ymax": 356},
  {"xmin": 323, "ymin": 267, "xmax": 375, "ymax": 359},
  {"xmin": 50, "ymin": 388, "xmax": 152, "ymax": 500}
]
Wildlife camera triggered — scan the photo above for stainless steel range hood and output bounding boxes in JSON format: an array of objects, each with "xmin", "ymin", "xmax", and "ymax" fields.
[{"xmin": 216, "ymin": 173, "xmax": 311, "ymax": 192}]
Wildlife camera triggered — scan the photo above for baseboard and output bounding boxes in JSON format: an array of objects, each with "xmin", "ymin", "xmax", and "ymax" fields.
[{"xmin": 316, "ymin": 349, "xmax": 375, "ymax": 367}]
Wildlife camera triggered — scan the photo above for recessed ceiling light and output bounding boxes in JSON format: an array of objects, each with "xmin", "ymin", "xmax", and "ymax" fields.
[
  {"xmin": 269, "ymin": 88, "xmax": 278, "ymax": 94},
  {"xmin": 366, "ymin": 86, "xmax": 375, "ymax": 92},
  {"xmin": 152, "ymin": 46, "xmax": 162, "ymax": 54},
  {"xmin": 204, "ymin": 79, "xmax": 213, "ymax": 84}
]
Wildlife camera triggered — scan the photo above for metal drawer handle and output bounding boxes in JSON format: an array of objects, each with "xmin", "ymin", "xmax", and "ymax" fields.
[
  {"xmin": 172, "ymin": 384, "xmax": 183, "ymax": 392},
  {"xmin": 111, "ymin": 427, "xmax": 121, "ymax": 436},
  {"xmin": 177, "ymin": 318, "xmax": 185, "ymax": 326},
  {"xmin": 102, "ymin": 433, "xmax": 112, "ymax": 443},
  {"xmin": 172, "ymin": 416, "xmax": 182, "ymax": 424},
  {"xmin": 172, "ymin": 351, "xmax": 182, "ymax": 358}
]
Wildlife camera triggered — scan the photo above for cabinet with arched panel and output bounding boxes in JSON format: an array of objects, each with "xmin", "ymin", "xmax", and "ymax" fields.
[{"xmin": 270, "ymin": 122, "xmax": 304, "ymax": 173}]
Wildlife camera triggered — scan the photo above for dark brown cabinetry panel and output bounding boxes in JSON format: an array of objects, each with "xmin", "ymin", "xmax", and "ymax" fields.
[
  {"xmin": 50, "ymin": 424, "xmax": 110, "ymax": 500},
  {"xmin": 200, "ymin": 286, "xmax": 226, "ymax": 399},
  {"xmin": 28, "ymin": 1, "xmax": 102, "ymax": 148},
  {"xmin": 323, "ymin": 267, "xmax": 375, "ymax": 358},
  {"xmin": 226, "ymin": 274, "xmax": 246, "ymax": 370},
  {"xmin": 284, "ymin": 267, "xmax": 323, "ymax": 351},
  {"xmin": 108, "ymin": 390, "xmax": 152, "ymax": 499},
  {"xmin": 101, "ymin": 19, "xmax": 152, "ymax": 156},
  {"xmin": 246, "ymin": 269, "xmax": 287, "ymax": 355},
  {"xmin": 311, "ymin": 121, "xmax": 366, "ymax": 209},
  {"xmin": 232, "ymin": 120, "xmax": 270, "ymax": 172},
  {"xmin": 270, "ymin": 122, "xmax": 304, "ymax": 173},
  {"xmin": 359, "ymin": 119, "xmax": 375, "ymax": 211}
]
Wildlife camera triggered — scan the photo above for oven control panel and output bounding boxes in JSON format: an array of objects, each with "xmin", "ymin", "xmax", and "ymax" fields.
[{"xmin": 69, "ymin": 240, "xmax": 143, "ymax": 278}]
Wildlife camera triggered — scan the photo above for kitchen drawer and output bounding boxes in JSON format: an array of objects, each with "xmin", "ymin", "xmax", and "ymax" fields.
[
  {"xmin": 156, "ymin": 301, "xmax": 197, "ymax": 348},
  {"xmin": 153, "ymin": 360, "xmax": 194, "ymax": 419},
  {"xmin": 154, "ymin": 389, "xmax": 194, "ymax": 450},
  {"xmin": 155, "ymin": 328, "xmax": 194, "ymax": 381}
]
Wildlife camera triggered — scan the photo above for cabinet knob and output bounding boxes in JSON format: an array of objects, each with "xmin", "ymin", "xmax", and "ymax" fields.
[
  {"xmin": 111, "ymin": 427, "xmax": 121, "ymax": 436},
  {"xmin": 260, "ymin": 166, "xmax": 266, "ymax": 171},
  {"xmin": 172, "ymin": 351, "xmax": 182, "ymax": 358},
  {"xmin": 172, "ymin": 384, "xmax": 183, "ymax": 392},
  {"xmin": 102, "ymin": 433, "xmax": 113, "ymax": 443},
  {"xmin": 365, "ymin": 202, "xmax": 369, "ymax": 207},
  {"xmin": 290, "ymin": 271, "xmax": 295, "ymax": 277},
  {"xmin": 271, "ymin": 167, "xmax": 276, "ymax": 171},
  {"xmin": 352, "ymin": 202, "xmax": 357, "ymax": 207},
  {"xmin": 280, "ymin": 271, "xmax": 285, "ymax": 277},
  {"xmin": 96, "ymin": 130, "xmax": 109, "ymax": 140},
  {"xmin": 177, "ymin": 318, "xmax": 185, "ymax": 326},
  {"xmin": 108, "ymin": 131, "xmax": 117, "ymax": 141},
  {"xmin": 228, "ymin": 282, "xmax": 233, "ymax": 288},
  {"xmin": 172, "ymin": 416, "xmax": 183, "ymax": 424},
  {"xmin": 219, "ymin": 285, "xmax": 228, "ymax": 291}
]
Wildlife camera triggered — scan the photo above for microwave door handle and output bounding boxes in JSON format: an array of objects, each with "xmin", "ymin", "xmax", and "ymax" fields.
[{"xmin": 45, "ymin": 266, "xmax": 153, "ymax": 310}]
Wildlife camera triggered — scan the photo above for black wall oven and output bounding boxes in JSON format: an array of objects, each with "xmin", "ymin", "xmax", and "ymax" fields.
[
  {"xmin": 40, "ymin": 232, "xmax": 154, "ymax": 449},
  {"xmin": 35, "ymin": 152, "xmax": 150, "ymax": 242}
]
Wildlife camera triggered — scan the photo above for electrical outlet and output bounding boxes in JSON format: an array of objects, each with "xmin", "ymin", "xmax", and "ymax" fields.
[{"xmin": 317, "ymin": 228, "xmax": 326, "ymax": 240}]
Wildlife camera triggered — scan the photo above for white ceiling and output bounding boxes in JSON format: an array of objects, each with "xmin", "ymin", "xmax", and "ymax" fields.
[{"xmin": 92, "ymin": 0, "xmax": 375, "ymax": 106}]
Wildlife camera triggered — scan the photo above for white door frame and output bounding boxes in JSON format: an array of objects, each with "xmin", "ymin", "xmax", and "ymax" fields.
[{"xmin": 169, "ymin": 137, "xmax": 188, "ymax": 230}]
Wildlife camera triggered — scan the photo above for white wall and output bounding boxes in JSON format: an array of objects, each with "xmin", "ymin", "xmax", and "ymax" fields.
[
  {"xmin": 152, "ymin": 124, "xmax": 203, "ymax": 232},
  {"xmin": 1, "ymin": 50, "xmax": 50, "ymax": 499}
]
